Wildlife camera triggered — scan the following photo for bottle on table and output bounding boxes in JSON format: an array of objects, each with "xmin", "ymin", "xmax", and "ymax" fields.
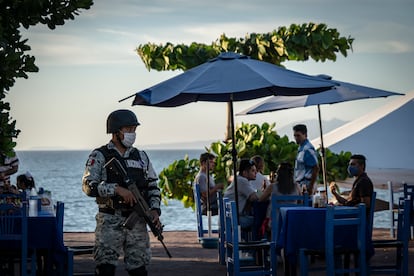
[{"xmin": 29, "ymin": 187, "xmax": 39, "ymax": 217}]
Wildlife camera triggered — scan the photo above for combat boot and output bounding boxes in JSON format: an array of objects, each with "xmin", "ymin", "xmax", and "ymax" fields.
[
  {"xmin": 128, "ymin": 266, "xmax": 147, "ymax": 276},
  {"xmin": 95, "ymin": 263, "xmax": 116, "ymax": 276}
]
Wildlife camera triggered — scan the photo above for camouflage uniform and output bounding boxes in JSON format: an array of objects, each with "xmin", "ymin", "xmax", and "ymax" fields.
[{"xmin": 82, "ymin": 141, "xmax": 160, "ymax": 272}]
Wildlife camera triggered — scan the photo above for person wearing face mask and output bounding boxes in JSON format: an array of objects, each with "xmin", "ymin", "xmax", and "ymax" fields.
[
  {"xmin": 330, "ymin": 154, "xmax": 373, "ymax": 212},
  {"xmin": 82, "ymin": 109, "xmax": 161, "ymax": 276}
]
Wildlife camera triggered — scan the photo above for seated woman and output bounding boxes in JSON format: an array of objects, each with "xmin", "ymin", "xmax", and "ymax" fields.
[
  {"xmin": 16, "ymin": 171, "xmax": 36, "ymax": 191},
  {"xmin": 259, "ymin": 162, "xmax": 300, "ymax": 237}
]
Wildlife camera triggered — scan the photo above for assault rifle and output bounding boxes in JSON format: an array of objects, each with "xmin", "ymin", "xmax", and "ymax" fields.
[{"xmin": 103, "ymin": 157, "xmax": 172, "ymax": 258}]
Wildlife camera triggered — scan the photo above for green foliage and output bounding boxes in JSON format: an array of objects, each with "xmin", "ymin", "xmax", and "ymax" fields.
[
  {"xmin": 158, "ymin": 155, "xmax": 200, "ymax": 209},
  {"xmin": 0, "ymin": 95, "xmax": 19, "ymax": 157},
  {"xmin": 137, "ymin": 23, "xmax": 353, "ymax": 71},
  {"xmin": 323, "ymin": 149, "xmax": 352, "ymax": 183},
  {"xmin": 0, "ymin": 0, "xmax": 93, "ymax": 155},
  {"xmin": 158, "ymin": 122, "xmax": 352, "ymax": 209}
]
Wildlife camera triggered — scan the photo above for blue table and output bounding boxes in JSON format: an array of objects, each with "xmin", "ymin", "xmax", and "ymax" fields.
[
  {"xmin": 276, "ymin": 206, "xmax": 373, "ymax": 265},
  {"xmin": 30, "ymin": 210, "xmax": 67, "ymax": 274},
  {"xmin": 1, "ymin": 210, "xmax": 66, "ymax": 273}
]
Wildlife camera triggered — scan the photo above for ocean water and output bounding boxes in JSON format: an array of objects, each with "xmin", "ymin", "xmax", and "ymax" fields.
[
  {"xmin": 12, "ymin": 150, "xmax": 394, "ymax": 232},
  {"xmin": 13, "ymin": 149, "xmax": 222, "ymax": 232}
]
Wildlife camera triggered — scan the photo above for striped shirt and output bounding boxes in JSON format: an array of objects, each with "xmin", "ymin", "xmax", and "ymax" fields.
[{"xmin": 0, "ymin": 152, "xmax": 19, "ymax": 186}]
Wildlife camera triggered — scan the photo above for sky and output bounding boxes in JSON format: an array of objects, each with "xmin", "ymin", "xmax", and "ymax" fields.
[{"xmin": 7, "ymin": 0, "xmax": 414, "ymax": 150}]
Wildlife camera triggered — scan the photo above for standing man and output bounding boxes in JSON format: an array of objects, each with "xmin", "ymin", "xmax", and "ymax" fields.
[
  {"xmin": 330, "ymin": 154, "xmax": 373, "ymax": 209},
  {"xmin": 0, "ymin": 150, "xmax": 19, "ymax": 187},
  {"xmin": 293, "ymin": 124, "xmax": 319, "ymax": 195},
  {"xmin": 194, "ymin": 152, "xmax": 223, "ymax": 216},
  {"xmin": 82, "ymin": 109, "xmax": 161, "ymax": 276}
]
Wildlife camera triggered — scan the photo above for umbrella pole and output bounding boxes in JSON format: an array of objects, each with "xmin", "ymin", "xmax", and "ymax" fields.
[
  {"xmin": 317, "ymin": 105, "xmax": 328, "ymax": 203},
  {"xmin": 229, "ymin": 99, "xmax": 240, "ymax": 224}
]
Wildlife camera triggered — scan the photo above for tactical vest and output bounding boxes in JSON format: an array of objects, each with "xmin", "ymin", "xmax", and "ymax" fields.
[{"xmin": 96, "ymin": 145, "xmax": 150, "ymax": 209}]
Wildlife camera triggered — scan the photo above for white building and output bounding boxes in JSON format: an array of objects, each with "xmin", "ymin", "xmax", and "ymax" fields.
[{"xmin": 312, "ymin": 91, "xmax": 414, "ymax": 170}]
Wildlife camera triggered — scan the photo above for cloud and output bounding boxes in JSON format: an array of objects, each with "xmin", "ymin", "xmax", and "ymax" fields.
[
  {"xmin": 352, "ymin": 21, "xmax": 414, "ymax": 54},
  {"xmin": 21, "ymin": 28, "xmax": 140, "ymax": 66}
]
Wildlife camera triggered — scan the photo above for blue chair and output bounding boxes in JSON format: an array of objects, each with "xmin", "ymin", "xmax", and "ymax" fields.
[
  {"xmin": 193, "ymin": 183, "xmax": 218, "ymax": 240},
  {"xmin": 403, "ymin": 183, "xmax": 414, "ymax": 239},
  {"xmin": 218, "ymin": 193, "xmax": 226, "ymax": 265},
  {"xmin": 224, "ymin": 200, "xmax": 276, "ymax": 276},
  {"xmin": 299, "ymin": 204, "xmax": 367, "ymax": 276},
  {"xmin": 388, "ymin": 181, "xmax": 401, "ymax": 238},
  {"xmin": 251, "ymin": 200, "xmax": 269, "ymax": 241},
  {"xmin": 341, "ymin": 191, "xmax": 377, "ymax": 272},
  {"xmin": 370, "ymin": 197, "xmax": 411, "ymax": 276},
  {"xmin": 368, "ymin": 191, "xmax": 377, "ymax": 240},
  {"xmin": 0, "ymin": 201, "xmax": 36, "ymax": 276},
  {"xmin": 270, "ymin": 193, "xmax": 309, "ymax": 243},
  {"xmin": 55, "ymin": 201, "xmax": 94, "ymax": 276}
]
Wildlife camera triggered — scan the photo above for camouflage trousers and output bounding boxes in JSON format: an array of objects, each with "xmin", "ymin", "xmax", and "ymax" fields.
[{"xmin": 94, "ymin": 211, "xmax": 151, "ymax": 271}]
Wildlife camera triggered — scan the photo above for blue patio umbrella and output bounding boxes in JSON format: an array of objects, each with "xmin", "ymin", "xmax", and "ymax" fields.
[
  {"xmin": 120, "ymin": 52, "xmax": 337, "ymax": 221},
  {"xmin": 237, "ymin": 76, "xmax": 403, "ymax": 196}
]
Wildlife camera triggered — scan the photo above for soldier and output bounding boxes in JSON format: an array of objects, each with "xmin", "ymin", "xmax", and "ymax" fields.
[{"xmin": 82, "ymin": 109, "xmax": 161, "ymax": 276}]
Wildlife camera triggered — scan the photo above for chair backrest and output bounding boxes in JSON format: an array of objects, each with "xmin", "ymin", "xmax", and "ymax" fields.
[
  {"xmin": 224, "ymin": 199, "xmax": 241, "ymax": 275},
  {"xmin": 56, "ymin": 201, "xmax": 65, "ymax": 243},
  {"xmin": 218, "ymin": 193, "xmax": 226, "ymax": 265},
  {"xmin": 396, "ymin": 197, "xmax": 411, "ymax": 240},
  {"xmin": 0, "ymin": 202, "xmax": 28, "ymax": 276},
  {"xmin": 397, "ymin": 197, "xmax": 411, "ymax": 276},
  {"xmin": 403, "ymin": 183, "xmax": 414, "ymax": 233},
  {"xmin": 403, "ymin": 183, "xmax": 414, "ymax": 198},
  {"xmin": 224, "ymin": 200, "xmax": 239, "ymax": 250},
  {"xmin": 368, "ymin": 191, "xmax": 377, "ymax": 240},
  {"xmin": 224, "ymin": 199, "xmax": 276, "ymax": 275},
  {"xmin": 270, "ymin": 193, "xmax": 309, "ymax": 242},
  {"xmin": 193, "ymin": 183, "xmax": 205, "ymax": 238},
  {"xmin": 325, "ymin": 204, "xmax": 367, "ymax": 275}
]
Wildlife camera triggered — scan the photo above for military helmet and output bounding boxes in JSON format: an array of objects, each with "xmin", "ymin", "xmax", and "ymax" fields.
[{"xmin": 106, "ymin": 109, "xmax": 140, "ymax": 133}]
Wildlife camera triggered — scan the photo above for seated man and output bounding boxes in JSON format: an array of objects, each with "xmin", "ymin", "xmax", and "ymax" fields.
[
  {"xmin": 330, "ymin": 154, "xmax": 373, "ymax": 214},
  {"xmin": 224, "ymin": 158, "xmax": 268, "ymax": 229},
  {"xmin": 194, "ymin": 152, "xmax": 223, "ymax": 216}
]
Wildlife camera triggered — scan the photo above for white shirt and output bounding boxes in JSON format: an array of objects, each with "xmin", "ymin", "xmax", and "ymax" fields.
[{"xmin": 249, "ymin": 172, "xmax": 270, "ymax": 191}]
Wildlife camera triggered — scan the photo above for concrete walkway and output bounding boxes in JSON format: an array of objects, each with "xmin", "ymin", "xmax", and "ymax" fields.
[{"xmin": 65, "ymin": 229, "xmax": 413, "ymax": 275}]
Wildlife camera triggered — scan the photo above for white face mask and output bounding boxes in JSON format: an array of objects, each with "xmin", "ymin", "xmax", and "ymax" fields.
[{"xmin": 121, "ymin": 132, "xmax": 136, "ymax": 147}]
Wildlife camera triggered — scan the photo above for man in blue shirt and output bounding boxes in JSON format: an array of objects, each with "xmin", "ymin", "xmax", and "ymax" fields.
[{"xmin": 293, "ymin": 124, "xmax": 319, "ymax": 195}]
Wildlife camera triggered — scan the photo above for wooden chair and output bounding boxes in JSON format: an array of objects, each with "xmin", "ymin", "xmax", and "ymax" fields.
[
  {"xmin": 55, "ymin": 201, "xmax": 94, "ymax": 276},
  {"xmin": 270, "ymin": 193, "xmax": 309, "ymax": 243},
  {"xmin": 388, "ymin": 181, "xmax": 402, "ymax": 238},
  {"xmin": 368, "ymin": 191, "xmax": 377, "ymax": 241},
  {"xmin": 224, "ymin": 200, "xmax": 276, "ymax": 276},
  {"xmin": 218, "ymin": 193, "xmax": 226, "ymax": 265},
  {"xmin": 370, "ymin": 197, "xmax": 411, "ymax": 276},
  {"xmin": 340, "ymin": 191, "xmax": 377, "ymax": 273},
  {"xmin": 193, "ymin": 183, "xmax": 218, "ymax": 240},
  {"xmin": 299, "ymin": 204, "xmax": 367, "ymax": 276},
  {"xmin": 251, "ymin": 200, "xmax": 270, "ymax": 241},
  {"xmin": 403, "ymin": 183, "xmax": 414, "ymax": 239},
  {"xmin": 0, "ymin": 202, "xmax": 36, "ymax": 276}
]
